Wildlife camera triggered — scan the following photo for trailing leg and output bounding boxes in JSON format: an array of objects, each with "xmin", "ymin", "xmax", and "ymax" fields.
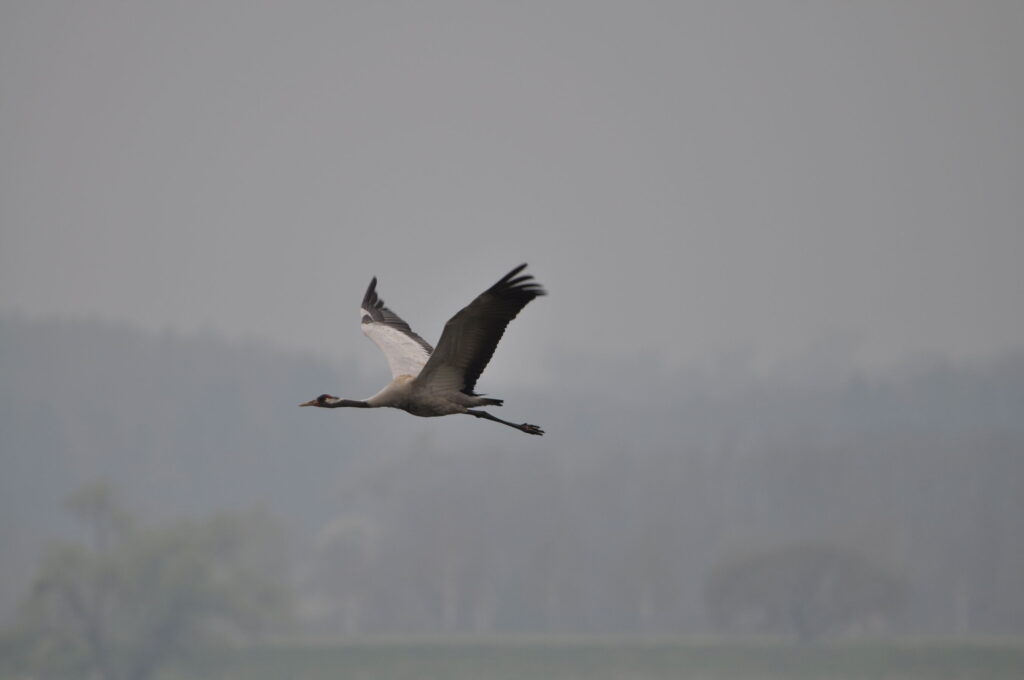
[{"xmin": 466, "ymin": 409, "xmax": 544, "ymax": 436}]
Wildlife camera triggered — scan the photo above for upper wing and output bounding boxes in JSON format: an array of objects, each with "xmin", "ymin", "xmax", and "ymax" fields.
[
  {"xmin": 360, "ymin": 277, "xmax": 433, "ymax": 378},
  {"xmin": 415, "ymin": 264, "xmax": 545, "ymax": 394}
]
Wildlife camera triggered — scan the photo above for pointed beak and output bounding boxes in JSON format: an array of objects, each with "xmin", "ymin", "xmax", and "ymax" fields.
[{"xmin": 299, "ymin": 400, "xmax": 317, "ymax": 407}]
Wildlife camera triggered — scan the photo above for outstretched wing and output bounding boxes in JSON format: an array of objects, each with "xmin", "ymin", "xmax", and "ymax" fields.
[
  {"xmin": 360, "ymin": 277, "xmax": 433, "ymax": 378},
  {"xmin": 415, "ymin": 264, "xmax": 545, "ymax": 395}
]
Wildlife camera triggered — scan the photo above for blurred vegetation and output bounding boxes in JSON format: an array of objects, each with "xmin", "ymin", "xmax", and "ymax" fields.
[
  {"xmin": 10, "ymin": 482, "xmax": 291, "ymax": 680},
  {"xmin": 3, "ymin": 317, "xmax": 1024, "ymax": 636},
  {"xmin": 705, "ymin": 541, "xmax": 906, "ymax": 641},
  {"xmin": 4, "ymin": 638, "xmax": 1020, "ymax": 680}
]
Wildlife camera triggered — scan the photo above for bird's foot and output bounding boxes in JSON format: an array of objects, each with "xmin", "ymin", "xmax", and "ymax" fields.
[{"xmin": 520, "ymin": 423, "xmax": 544, "ymax": 436}]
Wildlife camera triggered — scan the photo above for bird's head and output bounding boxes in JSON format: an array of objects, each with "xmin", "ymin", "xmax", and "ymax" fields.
[{"xmin": 299, "ymin": 394, "xmax": 341, "ymax": 408}]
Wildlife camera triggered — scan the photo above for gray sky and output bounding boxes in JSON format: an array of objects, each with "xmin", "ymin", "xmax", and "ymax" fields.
[{"xmin": 3, "ymin": 1, "xmax": 1022, "ymax": 385}]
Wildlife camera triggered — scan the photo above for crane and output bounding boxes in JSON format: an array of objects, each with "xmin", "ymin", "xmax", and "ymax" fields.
[{"xmin": 300, "ymin": 264, "xmax": 546, "ymax": 435}]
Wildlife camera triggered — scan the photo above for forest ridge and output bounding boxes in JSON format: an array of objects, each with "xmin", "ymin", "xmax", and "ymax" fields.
[{"xmin": 1, "ymin": 316, "xmax": 1022, "ymax": 634}]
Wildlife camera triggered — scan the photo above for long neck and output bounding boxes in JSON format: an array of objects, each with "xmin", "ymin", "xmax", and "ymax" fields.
[{"xmin": 326, "ymin": 398, "xmax": 372, "ymax": 408}]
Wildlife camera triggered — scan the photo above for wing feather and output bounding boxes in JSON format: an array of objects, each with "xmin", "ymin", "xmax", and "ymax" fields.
[
  {"xmin": 415, "ymin": 264, "xmax": 545, "ymax": 394},
  {"xmin": 360, "ymin": 277, "xmax": 433, "ymax": 378}
]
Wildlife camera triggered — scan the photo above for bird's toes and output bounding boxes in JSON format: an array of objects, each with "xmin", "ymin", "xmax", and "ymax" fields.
[{"xmin": 521, "ymin": 423, "xmax": 544, "ymax": 436}]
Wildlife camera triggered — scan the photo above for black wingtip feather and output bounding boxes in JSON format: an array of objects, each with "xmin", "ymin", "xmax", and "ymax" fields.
[
  {"xmin": 362, "ymin": 277, "xmax": 380, "ymax": 310},
  {"xmin": 359, "ymin": 274, "xmax": 434, "ymax": 354},
  {"xmin": 505, "ymin": 263, "xmax": 528, "ymax": 278},
  {"xmin": 487, "ymin": 264, "xmax": 547, "ymax": 299}
]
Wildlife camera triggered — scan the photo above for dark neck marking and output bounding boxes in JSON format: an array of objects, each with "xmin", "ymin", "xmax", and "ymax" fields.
[{"xmin": 327, "ymin": 399, "xmax": 372, "ymax": 408}]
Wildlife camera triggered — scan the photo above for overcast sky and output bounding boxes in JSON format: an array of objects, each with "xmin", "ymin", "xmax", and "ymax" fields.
[{"xmin": 2, "ymin": 1, "xmax": 1022, "ymax": 385}]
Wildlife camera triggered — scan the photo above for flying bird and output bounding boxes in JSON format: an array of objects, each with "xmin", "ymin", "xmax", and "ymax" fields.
[{"xmin": 301, "ymin": 264, "xmax": 546, "ymax": 435}]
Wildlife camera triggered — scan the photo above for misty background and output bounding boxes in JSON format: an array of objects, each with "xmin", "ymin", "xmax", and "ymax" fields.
[{"xmin": 2, "ymin": 0, "xmax": 1023, "ymax": 640}]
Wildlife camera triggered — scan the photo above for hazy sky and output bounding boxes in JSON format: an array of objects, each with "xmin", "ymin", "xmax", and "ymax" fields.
[{"xmin": 3, "ymin": 1, "xmax": 1022, "ymax": 383}]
